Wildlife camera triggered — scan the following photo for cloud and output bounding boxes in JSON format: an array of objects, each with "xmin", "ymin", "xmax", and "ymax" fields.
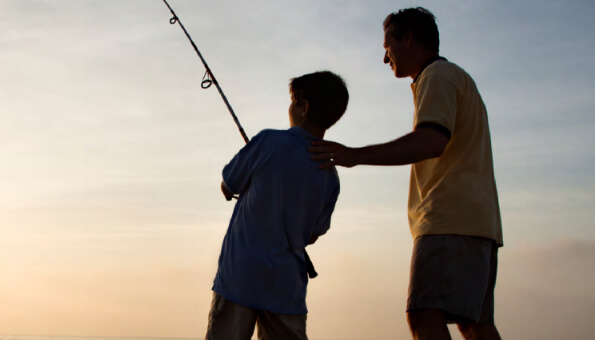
[
  {"xmin": 1, "ymin": 0, "xmax": 594, "ymax": 339},
  {"xmin": 496, "ymin": 240, "xmax": 595, "ymax": 339}
]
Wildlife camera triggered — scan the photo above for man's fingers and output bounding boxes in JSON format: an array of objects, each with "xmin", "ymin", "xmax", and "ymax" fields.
[
  {"xmin": 308, "ymin": 145, "xmax": 334, "ymax": 154},
  {"xmin": 309, "ymin": 140, "xmax": 339, "ymax": 152},
  {"xmin": 311, "ymin": 140, "xmax": 336, "ymax": 146},
  {"xmin": 310, "ymin": 152, "xmax": 332, "ymax": 161},
  {"xmin": 309, "ymin": 140, "xmax": 342, "ymax": 168},
  {"xmin": 317, "ymin": 161, "xmax": 334, "ymax": 169}
]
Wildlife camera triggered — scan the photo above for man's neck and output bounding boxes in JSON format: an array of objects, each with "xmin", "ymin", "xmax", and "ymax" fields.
[{"xmin": 411, "ymin": 52, "xmax": 441, "ymax": 81}]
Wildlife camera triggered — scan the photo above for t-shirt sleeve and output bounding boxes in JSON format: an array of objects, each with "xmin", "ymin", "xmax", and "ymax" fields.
[
  {"xmin": 414, "ymin": 73, "xmax": 457, "ymax": 134},
  {"xmin": 312, "ymin": 178, "xmax": 340, "ymax": 237},
  {"xmin": 222, "ymin": 131, "xmax": 271, "ymax": 194}
]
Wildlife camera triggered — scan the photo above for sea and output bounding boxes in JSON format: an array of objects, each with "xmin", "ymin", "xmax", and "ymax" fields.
[{"xmin": 0, "ymin": 337, "xmax": 201, "ymax": 340}]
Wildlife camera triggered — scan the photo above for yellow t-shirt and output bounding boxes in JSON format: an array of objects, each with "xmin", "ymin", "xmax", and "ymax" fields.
[{"xmin": 409, "ymin": 60, "xmax": 503, "ymax": 245}]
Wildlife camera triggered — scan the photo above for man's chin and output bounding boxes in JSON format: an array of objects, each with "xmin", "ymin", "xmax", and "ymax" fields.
[{"xmin": 392, "ymin": 68, "xmax": 404, "ymax": 78}]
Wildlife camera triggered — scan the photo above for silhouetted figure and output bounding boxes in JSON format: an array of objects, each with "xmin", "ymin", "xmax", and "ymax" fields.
[
  {"xmin": 309, "ymin": 8, "xmax": 503, "ymax": 340},
  {"xmin": 206, "ymin": 71, "xmax": 349, "ymax": 340}
]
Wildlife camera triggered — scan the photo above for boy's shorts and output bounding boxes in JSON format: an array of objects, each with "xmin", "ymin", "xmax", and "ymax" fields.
[
  {"xmin": 407, "ymin": 234, "xmax": 499, "ymax": 324},
  {"xmin": 205, "ymin": 292, "xmax": 308, "ymax": 340}
]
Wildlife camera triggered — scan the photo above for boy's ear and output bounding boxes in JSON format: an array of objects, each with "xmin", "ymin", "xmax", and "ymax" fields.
[{"xmin": 301, "ymin": 100, "xmax": 309, "ymax": 117}]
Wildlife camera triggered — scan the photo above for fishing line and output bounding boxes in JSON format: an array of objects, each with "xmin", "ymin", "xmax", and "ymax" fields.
[{"xmin": 162, "ymin": 0, "xmax": 249, "ymax": 144}]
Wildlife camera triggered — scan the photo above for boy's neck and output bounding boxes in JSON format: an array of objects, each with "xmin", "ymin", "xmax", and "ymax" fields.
[{"xmin": 296, "ymin": 121, "xmax": 325, "ymax": 139}]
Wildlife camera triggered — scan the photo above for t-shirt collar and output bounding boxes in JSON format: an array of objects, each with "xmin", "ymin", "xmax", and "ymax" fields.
[
  {"xmin": 412, "ymin": 55, "xmax": 447, "ymax": 84},
  {"xmin": 288, "ymin": 126, "xmax": 320, "ymax": 145}
]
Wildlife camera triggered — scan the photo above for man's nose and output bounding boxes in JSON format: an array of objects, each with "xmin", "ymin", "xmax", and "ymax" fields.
[{"xmin": 383, "ymin": 52, "xmax": 389, "ymax": 64}]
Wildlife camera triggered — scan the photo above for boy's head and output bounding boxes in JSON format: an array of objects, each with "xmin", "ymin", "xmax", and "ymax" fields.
[{"xmin": 289, "ymin": 71, "xmax": 349, "ymax": 131}]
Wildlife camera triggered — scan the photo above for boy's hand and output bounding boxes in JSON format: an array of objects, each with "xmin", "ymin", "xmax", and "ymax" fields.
[
  {"xmin": 309, "ymin": 140, "xmax": 356, "ymax": 169},
  {"xmin": 221, "ymin": 181, "xmax": 235, "ymax": 201}
]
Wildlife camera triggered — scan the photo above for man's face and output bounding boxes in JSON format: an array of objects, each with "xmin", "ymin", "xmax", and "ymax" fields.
[{"xmin": 383, "ymin": 27, "xmax": 411, "ymax": 78}]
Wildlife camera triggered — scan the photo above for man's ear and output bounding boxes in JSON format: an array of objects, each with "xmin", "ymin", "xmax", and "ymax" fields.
[{"xmin": 403, "ymin": 30, "xmax": 414, "ymax": 47}]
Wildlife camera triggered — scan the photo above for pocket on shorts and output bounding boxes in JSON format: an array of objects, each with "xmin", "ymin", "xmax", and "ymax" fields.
[{"xmin": 209, "ymin": 292, "xmax": 227, "ymax": 319}]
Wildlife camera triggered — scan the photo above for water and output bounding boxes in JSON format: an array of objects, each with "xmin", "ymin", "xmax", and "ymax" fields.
[{"xmin": 0, "ymin": 337, "xmax": 200, "ymax": 340}]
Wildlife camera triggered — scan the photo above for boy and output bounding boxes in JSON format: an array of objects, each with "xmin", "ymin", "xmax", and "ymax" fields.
[{"xmin": 206, "ymin": 71, "xmax": 349, "ymax": 340}]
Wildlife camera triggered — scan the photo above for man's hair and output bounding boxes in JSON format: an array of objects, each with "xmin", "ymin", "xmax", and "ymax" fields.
[
  {"xmin": 289, "ymin": 71, "xmax": 349, "ymax": 130},
  {"xmin": 383, "ymin": 7, "xmax": 439, "ymax": 53}
]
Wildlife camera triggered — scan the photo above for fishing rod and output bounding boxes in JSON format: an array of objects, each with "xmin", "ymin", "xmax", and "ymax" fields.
[
  {"xmin": 162, "ymin": 0, "xmax": 249, "ymax": 144},
  {"xmin": 161, "ymin": 1, "xmax": 318, "ymax": 279}
]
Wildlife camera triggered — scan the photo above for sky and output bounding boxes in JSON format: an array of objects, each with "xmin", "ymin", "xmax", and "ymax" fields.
[{"xmin": 0, "ymin": 0, "xmax": 594, "ymax": 339}]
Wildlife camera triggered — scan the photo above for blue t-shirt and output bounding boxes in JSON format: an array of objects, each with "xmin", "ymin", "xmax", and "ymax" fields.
[{"xmin": 212, "ymin": 127, "xmax": 340, "ymax": 315}]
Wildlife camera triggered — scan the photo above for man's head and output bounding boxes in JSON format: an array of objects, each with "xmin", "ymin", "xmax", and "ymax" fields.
[
  {"xmin": 383, "ymin": 7, "xmax": 440, "ymax": 79},
  {"xmin": 289, "ymin": 71, "xmax": 349, "ymax": 131}
]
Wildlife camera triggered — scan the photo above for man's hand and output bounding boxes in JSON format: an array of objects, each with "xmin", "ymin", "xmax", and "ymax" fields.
[
  {"xmin": 309, "ymin": 128, "xmax": 448, "ymax": 168},
  {"xmin": 308, "ymin": 140, "xmax": 357, "ymax": 169},
  {"xmin": 221, "ymin": 181, "xmax": 235, "ymax": 201}
]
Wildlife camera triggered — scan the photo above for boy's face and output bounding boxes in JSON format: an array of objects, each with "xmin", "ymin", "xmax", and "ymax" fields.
[{"xmin": 288, "ymin": 91, "xmax": 306, "ymax": 127}]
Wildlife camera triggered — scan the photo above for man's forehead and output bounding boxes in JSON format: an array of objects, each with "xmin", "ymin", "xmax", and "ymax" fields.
[
  {"xmin": 383, "ymin": 27, "xmax": 394, "ymax": 44},
  {"xmin": 384, "ymin": 24, "xmax": 395, "ymax": 34}
]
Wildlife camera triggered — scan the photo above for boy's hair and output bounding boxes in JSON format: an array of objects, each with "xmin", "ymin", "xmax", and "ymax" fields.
[
  {"xmin": 289, "ymin": 71, "xmax": 349, "ymax": 130},
  {"xmin": 383, "ymin": 7, "xmax": 440, "ymax": 53}
]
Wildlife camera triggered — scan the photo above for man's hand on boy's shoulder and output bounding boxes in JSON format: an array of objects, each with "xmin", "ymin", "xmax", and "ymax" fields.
[
  {"xmin": 221, "ymin": 181, "xmax": 235, "ymax": 201},
  {"xmin": 309, "ymin": 140, "xmax": 356, "ymax": 169}
]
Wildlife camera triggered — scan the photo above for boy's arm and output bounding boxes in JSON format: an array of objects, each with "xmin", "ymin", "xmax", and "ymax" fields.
[
  {"xmin": 221, "ymin": 181, "xmax": 235, "ymax": 201},
  {"xmin": 221, "ymin": 131, "xmax": 269, "ymax": 200},
  {"xmin": 310, "ymin": 180, "xmax": 340, "ymax": 244}
]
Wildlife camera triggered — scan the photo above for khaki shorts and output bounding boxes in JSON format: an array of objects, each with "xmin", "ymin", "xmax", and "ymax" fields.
[
  {"xmin": 205, "ymin": 292, "xmax": 308, "ymax": 340},
  {"xmin": 407, "ymin": 234, "xmax": 498, "ymax": 324}
]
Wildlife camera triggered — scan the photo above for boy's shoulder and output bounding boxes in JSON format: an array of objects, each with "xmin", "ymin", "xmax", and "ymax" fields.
[
  {"xmin": 246, "ymin": 129, "xmax": 292, "ymax": 154},
  {"xmin": 253, "ymin": 128, "xmax": 298, "ymax": 144},
  {"xmin": 256, "ymin": 128, "xmax": 284, "ymax": 138},
  {"xmin": 251, "ymin": 128, "xmax": 315, "ymax": 153}
]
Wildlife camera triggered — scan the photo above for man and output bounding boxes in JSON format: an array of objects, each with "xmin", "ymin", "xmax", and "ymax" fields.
[{"xmin": 309, "ymin": 8, "xmax": 503, "ymax": 340}]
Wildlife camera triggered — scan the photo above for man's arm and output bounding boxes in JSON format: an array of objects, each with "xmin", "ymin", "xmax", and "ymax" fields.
[{"xmin": 309, "ymin": 127, "xmax": 449, "ymax": 169}]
